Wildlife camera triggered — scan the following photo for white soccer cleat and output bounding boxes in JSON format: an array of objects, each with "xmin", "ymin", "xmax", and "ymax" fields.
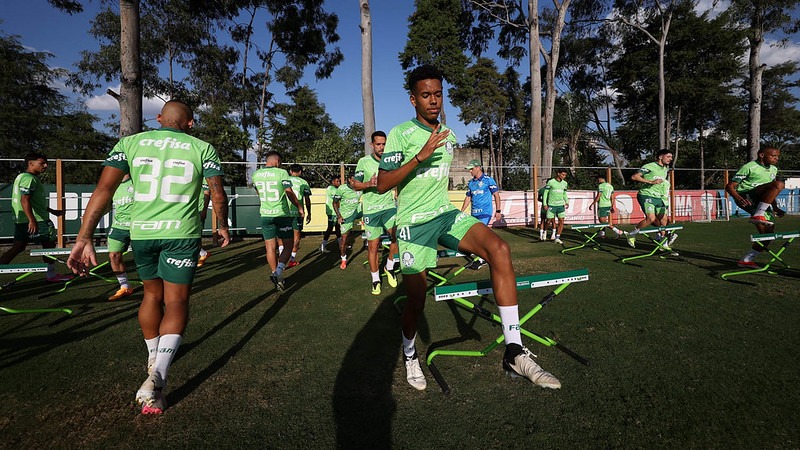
[
  {"xmin": 404, "ymin": 352, "xmax": 427, "ymax": 391},
  {"xmin": 503, "ymin": 345, "xmax": 561, "ymax": 389},
  {"xmin": 136, "ymin": 372, "xmax": 167, "ymax": 414}
]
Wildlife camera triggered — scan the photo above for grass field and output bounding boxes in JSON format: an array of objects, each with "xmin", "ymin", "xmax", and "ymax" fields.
[{"xmin": 1, "ymin": 217, "xmax": 799, "ymax": 448}]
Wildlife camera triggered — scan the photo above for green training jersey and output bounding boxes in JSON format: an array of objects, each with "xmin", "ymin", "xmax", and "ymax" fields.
[
  {"xmin": 379, "ymin": 119, "xmax": 458, "ymax": 226},
  {"xmin": 11, "ymin": 172, "xmax": 48, "ymax": 223},
  {"xmin": 355, "ymin": 154, "xmax": 395, "ymax": 214},
  {"xmin": 325, "ymin": 185, "xmax": 338, "ymax": 216},
  {"xmin": 288, "ymin": 175, "xmax": 311, "ymax": 217},
  {"xmin": 103, "ymin": 127, "xmax": 224, "ymax": 240},
  {"xmin": 111, "ymin": 178, "xmax": 134, "ymax": 230},
  {"xmin": 334, "ymin": 183, "xmax": 362, "ymax": 219},
  {"xmin": 637, "ymin": 162, "xmax": 670, "ymax": 198},
  {"xmin": 252, "ymin": 167, "xmax": 293, "ymax": 217},
  {"xmin": 732, "ymin": 160, "xmax": 777, "ymax": 193},
  {"xmin": 597, "ymin": 182, "xmax": 614, "ymax": 208},
  {"xmin": 544, "ymin": 178, "xmax": 568, "ymax": 207}
]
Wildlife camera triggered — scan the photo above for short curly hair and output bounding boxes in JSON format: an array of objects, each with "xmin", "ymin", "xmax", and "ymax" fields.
[{"xmin": 406, "ymin": 65, "xmax": 443, "ymax": 93}]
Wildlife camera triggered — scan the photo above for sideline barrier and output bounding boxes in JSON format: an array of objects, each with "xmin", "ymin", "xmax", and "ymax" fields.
[
  {"xmin": 621, "ymin": 225, "xmax": 684, "ymax": 264},
  {"xmin": 721, "ymin": 231, "xmax": 799, "ymax": 280},
  {"xmin": 426, "ymin": 269, "xmax": 590, "ymax": 394}
]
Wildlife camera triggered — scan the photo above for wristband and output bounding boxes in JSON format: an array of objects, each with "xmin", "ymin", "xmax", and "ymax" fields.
[
  {"xmin": 495, "ymin": 210, "xmax": 501, "ymax": 213},
  {"xmin": 414, "ymin": 155, "xmax": 422, "ymax": 164}
]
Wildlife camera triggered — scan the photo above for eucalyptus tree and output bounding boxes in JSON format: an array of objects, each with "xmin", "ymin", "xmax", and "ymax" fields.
[
  {"xmin": 359, "ymin": 0, "xmax": 375, "ymax": 155},
  {"xmin": 728, "ymin": 0, "xmax": 800, "ymax": 159},
  {"xmin": 400, "ymin": 0, "xmax": 471, "ymax": 125}
]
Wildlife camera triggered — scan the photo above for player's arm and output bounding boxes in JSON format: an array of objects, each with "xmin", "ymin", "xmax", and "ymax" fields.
[
  {"xmin": 724, "ymin": 180, "xmax": 749, "ymax": 207},
  {"xmin": 69, "ymin": 166, "xmax": 126, "ymax": 273},
  {"xmin": 207, "ymin": 175, "xmax": 230, "ymax": 248},
  {"xmin": 461, "ymin": 194, "xmax": 471, "ymax": 212},
  {"xmin": 631, "ymin": 172, "xmax": 661, "ymax": 185},
  {"xmin": 200, "ymin": 183, "xmax": 211, "ymax": 222},
  {"xmin": 493, "ymin": 191, "xmax": 502, "ymax": 219},
  {"xmin": 564, "ymin": 187, "xmax": 569, "ymax": 209},
  {"xmin": 377, "ymin": 125, "xmax": 450, "ymax": 193},
  {"xmin": 20, "ymin": 194, "xmax": 39, "ymax": 234},
  {"xmin": 350, "ymin": 176, "xmax": 376, "ymax": 191},
  {"xmin": 333, "ymin": 196, "xmax": 343, "ymax": 223},
  {"xmin": 610, "ymin": 192, "xmax": 616, "ymax": 213},
  {"xmin": 591, "ymin": 191, "xmax": 600, "ymax": 210},
  {"xmin": 303, "ymin": 190, "xmax": 312, "ymax": 223},
  {"xmin": 542, "ymin": 185, "xmax": 550, "ymax": 210}
]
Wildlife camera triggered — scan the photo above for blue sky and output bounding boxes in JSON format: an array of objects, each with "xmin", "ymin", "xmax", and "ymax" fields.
[
  {"xmin": 2, "ymin": 0, "xmax": 798, "ymax": 159},
  {"xmin": 0, "ymin": 0, "xmax": 476, "ymax": 148}
]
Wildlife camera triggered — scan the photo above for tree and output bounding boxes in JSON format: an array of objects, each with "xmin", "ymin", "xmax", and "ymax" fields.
[
  {"xmin": 0, "ymin": 32, "xmax": 113, "ymax": 182},
  {"xmin": 359, "ymin": 0, "xmax": 375, "ymax": 155},
  {"xmin": 759, "ymin": 61, "xmax": 800, "ymax": 147},
  {"xmin": 400, "ymin": 0, "xmax": 471, "ymax": 125},
  {"xmin": 267, "ymin": 85, "xmax": 339, "ymax": 162},
  {"xmin": 728, "ymin": 0, "xmax": 800, "ymax": 159},
  {"xmin": 613, "ymin": 0, "xmax": 677, "ymax": 151},
  {"xmin": 467, "ymin": 0, "xmax": 544, "ymax": 188}
]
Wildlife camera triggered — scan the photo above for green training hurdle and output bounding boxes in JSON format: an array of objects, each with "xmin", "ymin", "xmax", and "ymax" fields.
[
  {"xmin": 621, "ymin": 225, "xmax": 684, "ymax": 264},
  {"xmin": 0, "ymin": 264, "xmax": 73, "ymax": 315},
  {"xmin": 30, "ymin": 247, "xmax": 138, "ymax": 293},
  {"xmin": 721, "ymin": 230, "xmax": 799, "ymax": 280},
  {"xmin": 561, "ymin": 223, "xmax": 609, "ymax": 254},
  {"xmin": 0, "ymin": 263, "xmax": 49, "ymax": 290},
  {"xmin": 426, "ymin": 268, "xmax": 590, "ymax": 394}
]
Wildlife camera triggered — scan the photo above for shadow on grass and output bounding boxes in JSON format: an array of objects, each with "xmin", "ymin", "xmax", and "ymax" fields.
[
  {"xmin": 169, "ymin": 283, "xmax": 293, "ymax": 408},
  {"xmin": 333, "ymin": 293, "xmax": 403, "ymax": 448},
  {"xmin": 0, "ymin": 301, "xmax": 140, "ymax": 369}
]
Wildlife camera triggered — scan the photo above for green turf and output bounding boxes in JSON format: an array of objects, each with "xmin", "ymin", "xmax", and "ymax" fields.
[{"xmin": 1, "ymin": 218, "xmax": 799, "ymax": 448}]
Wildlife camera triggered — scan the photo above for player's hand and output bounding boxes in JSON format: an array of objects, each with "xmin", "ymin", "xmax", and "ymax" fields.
[
  {"xmin": 416, "ymin": 124, "xmax": 450, "ymax": 162},
  {"xmin": 305, "ymin": 214, "xmax": 311, "ymax": 224},
  {"xmin": 338, "ymin": 217, "xmax": 344, "ymax": 224},
  {"xmin": 589, "ymin": 204, "xmax": 593, "ymax": 211},
  {"xmin": 653, "ymin": 179, "xmax": 663, "ymax": 185},
  {"xmin": 610, "ymin": 206, "xmax": 616, "ymax": 213},
  {"xmin": 67, "ymin": 238, "xmax": 97, "ymax": 276},
  {"xmin": 734, "ymin": 197, "xmax": 751, "ymax": 208},
  {"xmin": 543, "ymin": 205, "xmax": 549, "ymax": 210},
  {"xmin": 565, "ymin": 204, "xmax": 570, "ymax": 210},
  {"xmin": 369, "ymin": 175, "xmax": 378, "ymax": 187},
  {"xmin": 215, "ymin": 228, "xmax": 231, "ymax": 248},
  {"xmin": 28, "ymin": 221, "xmax": 39, "ymax": 235}
]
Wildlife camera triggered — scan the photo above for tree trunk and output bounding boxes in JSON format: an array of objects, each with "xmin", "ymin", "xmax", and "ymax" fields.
[
  {"xmin": 657, "ymin": 32, "xmax": 667, "ymax": 150},
  {"xmin": 240, "ymin": 8, "xmax": 256, "ymax": 163},
  {"xmin": 541, "ymin": 0, "xmax": 570, "ymax": 185},
  {"xmin": 359, "ymin": 0, "xmax": 375, "ymax": 155},
  {"xmin": 257, "ymin": 40, "xmax": 276, "ymax": 157},
  {"xmin": 119, "ymin": 0, "xmax": 142, "ymax": 138},
  {"xmin": 528, "ymin": 0, "xmax": 542, "ymax": 188},
  {"xmin": 699, "ymin": 123, "xmax": 705, "ymax": 189},
  {"xmin": 747, "ymin": 12, "xmax": 765, "ymax": 161},
  {"xmin": 497, "ymin": 112, "xmax": 505, "ymax": 189}
]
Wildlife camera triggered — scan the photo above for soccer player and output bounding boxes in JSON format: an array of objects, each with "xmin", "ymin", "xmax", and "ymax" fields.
[
  {"xmin": 320, "ymin": 175, "xmax": 342, "ymax": 253},
  {"xmin": 286, "ymin": 164, "xmax": 312, "ymax": 268},
  {"xmin": 252, "ymin": 151, "xmax": 303, "ymax": 290},
  {"xmin": 106, "ymin": 174, "xmax": 135, "ymax": 301},
  {"xmin": 626, "ymin": 149, "xmax": 673, "ymax": 248},
  {"xmin": 0, "ymin": 152, "xmax": 73, "ymax": 282},
  {"xmin": 197, "ymin": 182, "xmax": 211, "ymax": 267},
  {"xmin": 377, "ymin": 64, "xmax": 560, "ymax": 391},
  {"xmin": 460, "ymin": 159, "xmax": 501, "ymax": 269},
  {"xmin": 543, "ymin": 168, "xmax": 569, "ymax": 244},
  {"xmin": 67, "ymin": 100, "xmax": 230, "ymax": 415},
  {"xmin": 333, "ymin": 176, "xmax": 362, "ymax": 270},
  {"xmin": 590, "ymin": 174, "xmax": 623, "ymax": 238},
  {"xmin": 537, "ymin": 181, "xmax": 550, "ymax": 241},
  {"xmin": 725, "ymin": 146, "xmax": 785, "ymax": 268},
  {"xmin": 351, "ymin": 131, "xmax": 399, "ymax": 295}
]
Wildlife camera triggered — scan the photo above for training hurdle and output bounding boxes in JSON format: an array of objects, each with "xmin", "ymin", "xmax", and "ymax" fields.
[
  {"xmin": 29, "ymin": 247, "xmax": 135, "ymax": 293},
  {"xmin": 426, "ymin": 268, "xmax": 590, "ymax": 394},
  {"xmin": 621, "ymin": 225, "xmax": 684, "ymax": 264},
  {"xmin": 721, "ymin": 230, "xmax": 799, "ymax": 280},
  {"xmin": 561, "ymin": 223, "xmax": 610, "ymax": 254},
  {"xmin": 0, "ymin": 264, "xmax": 73, "ymax": 315}
]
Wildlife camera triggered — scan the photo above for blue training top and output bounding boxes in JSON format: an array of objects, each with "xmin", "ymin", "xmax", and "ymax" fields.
[{"xmin": 466, "ymin": 174, "xmax": 499, "ymax": 218}]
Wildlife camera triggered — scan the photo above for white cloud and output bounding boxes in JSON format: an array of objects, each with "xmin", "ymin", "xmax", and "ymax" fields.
[
  {"xmin": 694, "ymin": 0, "xmax": 730, "ymax": 19},
  {"xmin": 85, "ymin": 85, "xmax": 165, "ymax": 118},
  {"xmin": 761, "ymin": 39, "xmax": 800, "ymax": 67}
]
